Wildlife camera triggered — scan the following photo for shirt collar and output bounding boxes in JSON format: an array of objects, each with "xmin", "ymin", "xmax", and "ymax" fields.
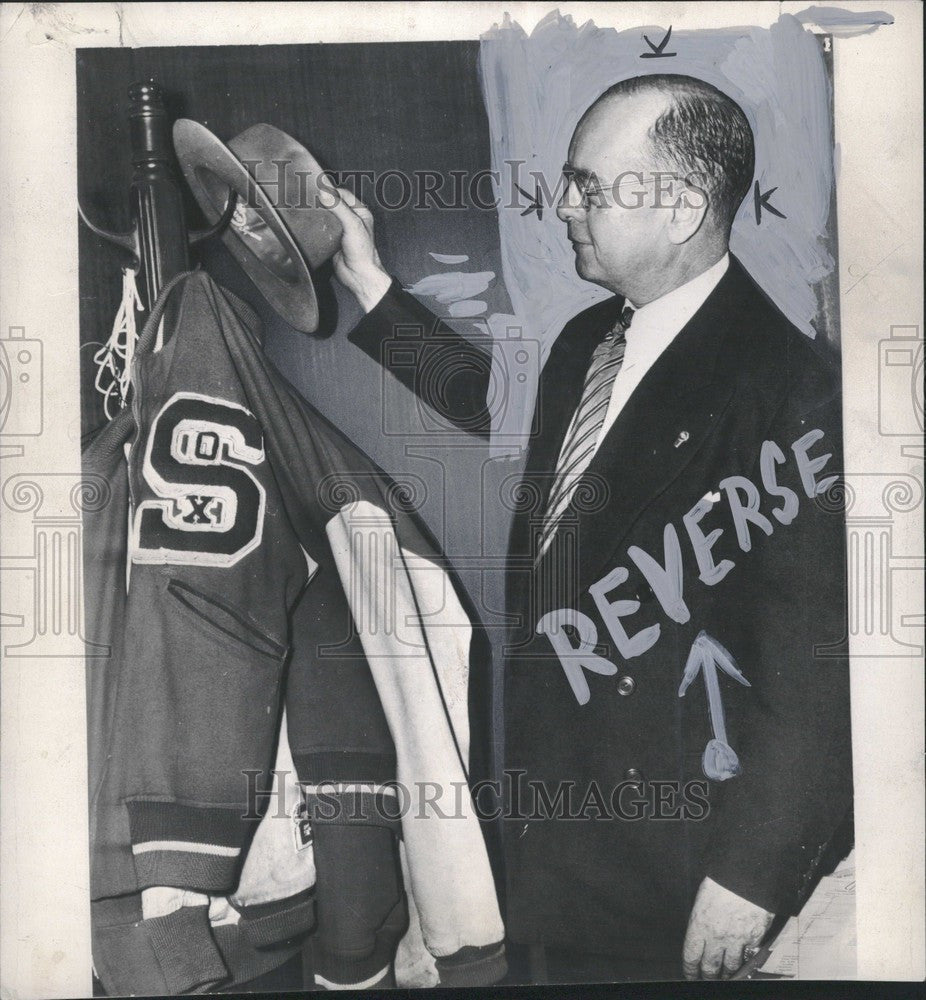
[{"xmin": 621, "ymin": 252, "xmax": 729, "ymax": 363}]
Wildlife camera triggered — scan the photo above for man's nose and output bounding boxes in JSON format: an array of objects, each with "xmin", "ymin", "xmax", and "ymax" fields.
[{"xmin": 556, "ymin": 180, "xmax": 585, "ymax": 222}]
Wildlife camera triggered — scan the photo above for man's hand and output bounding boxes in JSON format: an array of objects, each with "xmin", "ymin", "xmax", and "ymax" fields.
[
  {"xmin": 682, "ymin": 876, "xmax": 774, "ymax": 979},
  {"xmin": 319, "ymin": 185, "xmax": 392, "ymax": 312}
]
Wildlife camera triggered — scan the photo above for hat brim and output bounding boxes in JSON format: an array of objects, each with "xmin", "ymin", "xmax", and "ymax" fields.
[{"xmin": 173, "ymin": 118, "xmax": 321, "ymax": 333}]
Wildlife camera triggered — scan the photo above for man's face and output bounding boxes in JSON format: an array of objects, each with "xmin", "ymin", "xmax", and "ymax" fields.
[{"xmin": 557, "ymin": 92, "xmax": 675, "ymax": 296}]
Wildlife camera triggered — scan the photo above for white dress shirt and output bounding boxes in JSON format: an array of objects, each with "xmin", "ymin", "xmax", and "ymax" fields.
[{"xmin": 590, "ymin": 252, "xmax": 729, "ymax": 459}]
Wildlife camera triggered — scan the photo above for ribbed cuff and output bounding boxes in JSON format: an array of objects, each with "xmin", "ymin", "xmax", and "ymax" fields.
[
  {"xmin": 234, "ymin": 887, "xmax": 316, "ymax": 948},
  {"xmin": 145, "ymin": 905, "xmax": 228, "ymax": 994},
  {"xmin": 312, "ymin": 897, "xmax": 406, "ymax": 989},
  {"xmin": 133, "ymin": 849, "xmax": 240, "ymax": 893},
  {"xmin": 127, "ymin": 800, "xmax": 246, "ymax": 892},
  {"xmin": 303, "ymin": 786, "xmax": 402, "ymax": 832},
  {"xmin": 294, "ymin": 750, "xmax": 402, "ymax": 831},
  {"xmin": 211, "ymin": 924, "xmax": 303, "ymax": 990},
  {"xmin": 292, "ymin": 749, "xmax": 397, "ymax": 784},
  {"xmin": 435, "ymin": 941, "xmax": 507, "ymax": 987}
]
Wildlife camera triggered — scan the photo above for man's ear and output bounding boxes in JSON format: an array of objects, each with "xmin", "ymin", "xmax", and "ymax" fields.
[{"xmin": 667, "ymin": 182, "xmax": 710, "ymax": 245}]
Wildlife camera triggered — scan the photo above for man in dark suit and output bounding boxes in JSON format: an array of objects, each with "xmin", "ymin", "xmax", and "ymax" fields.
[{"xmin": 324, "ymin": 74, "xmax": 851, "ymax": 982}]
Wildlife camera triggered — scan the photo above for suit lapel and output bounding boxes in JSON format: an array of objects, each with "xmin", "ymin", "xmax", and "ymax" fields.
[{"xmin": 574, "ymin": 368, "xmax": 735, "ymax": 587}]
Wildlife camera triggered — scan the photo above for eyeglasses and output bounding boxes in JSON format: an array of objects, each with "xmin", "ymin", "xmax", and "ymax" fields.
[{"xmin": 561, "ymin": 163, "xmax": 703, "ymax": 210}]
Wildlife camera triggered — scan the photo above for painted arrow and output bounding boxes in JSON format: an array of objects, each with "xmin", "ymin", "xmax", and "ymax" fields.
[
  {"xmin": 678, "ymin": 630, "xmax": 751, "ymax": 781},
  {"xmin": 641, "ymin": 26, "xmax": 677, "ymax": 58},
  {"xmin": 514, "ymin": 182, "xmax": 543, "ymax": 220},
  {"xmin": 754, "ymin": 181, "xmax": 787, "ymax": 223}
]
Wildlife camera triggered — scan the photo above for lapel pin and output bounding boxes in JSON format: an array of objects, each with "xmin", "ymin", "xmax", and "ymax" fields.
[{"xmin": 673, "ymin": 431, "xmax": 690, "ymax": 448}]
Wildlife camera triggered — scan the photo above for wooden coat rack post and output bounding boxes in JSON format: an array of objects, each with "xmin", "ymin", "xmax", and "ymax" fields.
[
  {"xmin": 79, "ymin": 79, "xmax": 233, "ymax": 319},
  {"xmin": 128, "ymin": 80, "xmax": 191, "ymax": 306}
]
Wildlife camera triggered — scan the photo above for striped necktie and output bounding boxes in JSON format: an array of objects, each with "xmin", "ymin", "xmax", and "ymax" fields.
[{"xmin": 537, "ymin": 304, "xmax": 634, "ymax": 559}]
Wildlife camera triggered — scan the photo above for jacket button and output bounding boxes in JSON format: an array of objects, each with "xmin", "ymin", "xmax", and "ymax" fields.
[
  {"xmin": 617, "ymin": 676, "xmax": 635, "ymax": 696},
  {"xmin": 624, "ymin": 768, "xmax": 644, "ymax": 785}
]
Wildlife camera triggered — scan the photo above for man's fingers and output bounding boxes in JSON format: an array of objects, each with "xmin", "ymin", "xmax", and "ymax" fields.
[
  {"xmin": 681, "ymin": 934, "xmax": 703, "ymax": 981},
  {"xmin": 318, "ymin": 186, "xmax": 376, "ymax": 246},
  {"xmin": 722, "ymin": 944, "xmax": 745, "ymax": 978},
  {"xmin": 332, "ymin": 184, "xmax": 358, "ymax": 207},
  {"xmin": 682, "ymin": 877, "xmax": 775, "ymax": 980},
  {"xmin": 699, "ymin": 943, "xmax": 724, "ymax": 980},
  {"xmin": 332, "ymin": 185, "xmax": 375, "ymax": 225},
  {"xmin": 318, "ymin": 189, "xmax": 359, "ymax": 228},
  {"xmin": 340, "ymin": 189, "xmax": 376, "ymax": 238},
  {"xmin": 682, "ymin": 958, "xmax": 701, "ymax": 981},
  {"xmin": 335, "ymin": 185, "xmax": 371, "ymax": 216}
]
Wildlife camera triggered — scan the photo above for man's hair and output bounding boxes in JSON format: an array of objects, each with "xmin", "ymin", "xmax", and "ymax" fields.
[{"xmin": 594, "ymin": 74, "xmax": 755, "ymax": 233}]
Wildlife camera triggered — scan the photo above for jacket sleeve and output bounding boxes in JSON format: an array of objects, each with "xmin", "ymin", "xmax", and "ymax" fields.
[
  {"xmin": 283, "ymin": 569, "xmax": 408, "ymax": 990},
  {"xmin": 702, "ymin": 359, "xmax": 852, "ymax": 916},
  {"xmin": 348, "ymin": 279, "xmax": 493, "ymax": 438}
]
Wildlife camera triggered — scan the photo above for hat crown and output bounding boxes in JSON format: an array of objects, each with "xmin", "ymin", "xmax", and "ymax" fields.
[{"xmin": 173, "ymin": 119, "xmax": 343, "ymax": 333}]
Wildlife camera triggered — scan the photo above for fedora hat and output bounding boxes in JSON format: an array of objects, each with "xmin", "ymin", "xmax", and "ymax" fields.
[{"xmin": 173, "ymin": 119, "xmax": 342, "ymax": 333}]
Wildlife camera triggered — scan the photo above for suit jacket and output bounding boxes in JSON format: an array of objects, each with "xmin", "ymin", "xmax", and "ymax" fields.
[{"xmin": 349, "ymin": 256, "xmax": 852, "ymax": 959}]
